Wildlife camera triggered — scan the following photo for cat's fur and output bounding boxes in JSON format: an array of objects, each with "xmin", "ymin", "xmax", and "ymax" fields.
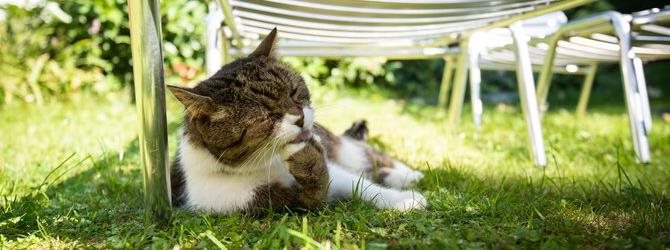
[{"xmin": 168, "ymin": 28, "xmax": 426, "ymax": 215}]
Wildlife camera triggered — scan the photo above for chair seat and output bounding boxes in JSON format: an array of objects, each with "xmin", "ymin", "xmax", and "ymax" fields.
[{"xmin": 219, "ymin": 0, "xmax": 576, "ymax": 57}]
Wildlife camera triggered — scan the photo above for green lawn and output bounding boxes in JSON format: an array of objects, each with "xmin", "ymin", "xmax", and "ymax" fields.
[{"xmin": 1, "ymin": 85, "xmax": 669, "ymax": 248}]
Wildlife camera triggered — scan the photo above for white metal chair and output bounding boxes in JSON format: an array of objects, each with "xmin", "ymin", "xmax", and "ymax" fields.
[
  {"xmin": 458, "ymin": 8, "xmax": 670, "ymax": 165},
  {"xmin": 536, "ymin": 9, "xmax": 670, "ymax": 164},
  {"xmin": 127, "ymin": 0, "xmax": 594, "ymax": 222}
]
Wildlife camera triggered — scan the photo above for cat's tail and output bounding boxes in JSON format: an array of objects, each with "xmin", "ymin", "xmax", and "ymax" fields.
[{"xmin": 343, "ymin": 119, "xmax": 368, "ymax": 141}]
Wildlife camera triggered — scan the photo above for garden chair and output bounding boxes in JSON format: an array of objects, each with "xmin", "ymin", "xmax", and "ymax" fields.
[
  {"xmin": 458, "ymin": 8, "xmax": 670, "ymax": 165},
  {"xmin": 127, "ymin": 0, "xmax": 594, "ymax": 223},
  {"xmin": 464, "ymin": 11, "xmax": 568, "ymax": 127}
]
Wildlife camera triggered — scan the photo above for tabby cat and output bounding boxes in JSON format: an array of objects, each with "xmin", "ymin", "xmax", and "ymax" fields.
[{"xmin": 168, "ymin": 29, "xmax": 426, "ymax": 216}]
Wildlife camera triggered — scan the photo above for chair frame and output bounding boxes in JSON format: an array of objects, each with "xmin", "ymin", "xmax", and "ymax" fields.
[
  {"xmin": 463, "ymin": 9, "xmax": 669, "ymax": 165},
  {"xmin": 536, "ymin": 11, "xmax": 654, "ymax": 163}
]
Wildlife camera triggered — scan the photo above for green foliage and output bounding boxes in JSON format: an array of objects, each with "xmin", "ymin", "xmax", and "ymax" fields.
[
  {"xmin": 383, "ymin": 60, "xmax": 444, "ymax": 103},
  {"xmin": 161, "ymin": 0, "xmax": 207, "ymax": 69},
  {"xmin": 0, "ymin": 4, "xmax": 108, "ymax": 104},
  {"xmin": 285, "ymin": 57, "xmax": 445, "ymax": 103},
  {"xmin": 2, "ymin": 0, "xmax": 668, "ymax": 106},
  {"xmin": 0, "ymin": 0, "xmax": 206, "ymax": 105},
  {"xmin": 566, "ymin": 0, "xmax": 613, "ymax": 19},
  {"xmin": 284, "ymin": 57, "xmax": 388, "ymax": 89}
]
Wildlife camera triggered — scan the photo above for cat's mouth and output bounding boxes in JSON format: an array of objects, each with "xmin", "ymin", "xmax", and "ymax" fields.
[{"xmin": 289, "ymin": 130, "xmax": 312, "ymax": 144}]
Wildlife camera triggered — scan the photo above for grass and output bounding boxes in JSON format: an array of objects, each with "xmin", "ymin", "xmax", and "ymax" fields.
[{"xmin": 0, "ymin": 84, "xmax": 669, "ymax": 249}]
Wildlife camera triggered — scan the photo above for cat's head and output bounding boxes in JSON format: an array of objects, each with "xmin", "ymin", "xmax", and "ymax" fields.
[{"xmin": 168, "ymin": 28, "xmax": 314, "ymax": 167}]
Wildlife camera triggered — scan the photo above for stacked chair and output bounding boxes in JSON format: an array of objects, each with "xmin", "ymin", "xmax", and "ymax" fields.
[{"xmin": 459, "ymin": 7, "xmax": 670, "ymax": 166}]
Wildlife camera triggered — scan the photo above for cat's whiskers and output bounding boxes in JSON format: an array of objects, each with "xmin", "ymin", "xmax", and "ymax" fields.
[
  {"xmin": 246, "ymin": 142, "xmax": 272, "ymax": 169},
  {"xmin": 214, "ymin": 149, "xmax": 231, "ymax": 168},
  {"xmin": 211, "ymin": 141, "xmax": 270, "ymax": 175},
  {"xmin": 238, "ymin": 135, "xmax": 280, "ymax": 172}
]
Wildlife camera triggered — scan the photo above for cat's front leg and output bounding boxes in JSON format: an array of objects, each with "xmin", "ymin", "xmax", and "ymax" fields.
[{"xmin": 281, "ymin": 138, "xmax": 330, "ymax": 209}]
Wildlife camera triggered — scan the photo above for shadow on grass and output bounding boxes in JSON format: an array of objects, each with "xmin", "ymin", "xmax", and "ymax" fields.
[
  {"xmin": 413, "ymin": 164, "xmax": 670, "ymax": 247},
  {"xmin": 0, "ymin": 124, "xmax": 668, "ymax": 248},
  {"xmin": 0, "ymin": 137, "xmax": 143, "ymax": 239},
  {"xmin": 0, "ymin": 121, "xmax": 183, "ymax": 244}
]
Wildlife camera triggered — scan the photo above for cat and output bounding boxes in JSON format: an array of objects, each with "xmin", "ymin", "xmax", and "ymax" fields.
[{"xmin": 167, "ymin": 28, "xmax": 426, "ymax": 216}]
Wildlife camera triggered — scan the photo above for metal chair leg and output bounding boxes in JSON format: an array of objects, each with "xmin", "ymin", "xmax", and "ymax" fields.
[
  {"xmin": 535, "ymin": 56, "xmax": 555, "ymax": 114},
  {"xmin": 468, "ymin": 40, "xmax": 483, "ymax": 127},
  {"xmin": 437, "ymin": 56, "xmax": 455, "ymax": 109},
  {"xmin": 633, "ymin": 58, "xmax": 652, "ymax": 133},
  {"xmin": 510, "ymin": 22, "xmax": 547, "ymax": 167},
  {"xmin": 205, "ymin": 1, "xmax": 225, "ymax": 77},
  {"xmin": 128, "ymin": 0, "xmax": 171, "ymax": 223},
  {"xmin": 576, "ymin": 63, "xmax": 598, "ymax": 116},
  {"xmin": 220, "ymin": 26, "xmax": 232, "ymax": 64},
  {"xmin": 447, "ymin": 38, "xmax": 470, "ymax": 127},
  {"xmin": 611, "ymin": 14, "xmax": 651, "ymax": 163},
  {"xmin": 536, "ymin": 11, "xmax": 650, "ymax": 163}
]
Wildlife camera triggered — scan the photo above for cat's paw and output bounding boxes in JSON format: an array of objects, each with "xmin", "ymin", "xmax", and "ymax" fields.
[
  {"xmin": 280, "ymin": 142, "xmax": 306, "ymax": 160},
  {"xmin": 385, "ymin": 190, "xmax": 427, "ymax": 211},
  {"xmin": 384, "ymin": 161, "xmax": 424, "ymax": 189}
]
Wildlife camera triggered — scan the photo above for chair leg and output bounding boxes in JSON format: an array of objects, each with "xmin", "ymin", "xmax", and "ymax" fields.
[
  {"xmin": 447, "ymin": 38, "xmax": 470, "ymax": 127},
  {"xmin": 536, "ymin": 42, "xmax": 557, "ymax": 114},
  {"xmin": 536, "ymin": 12, "xmax": 650, "ymax": 163},
  {"xmin": 437, "ymin": 56, "xmax": 454, "ymax": 109},
  {"xmin": 468, "ymin": 45, "xmax": 483, "ymax": 127},
  {"xmin": 611, "ymin": 15, "xmax": 651, "ymax": 163},
  {"xmin": 619, "ymin": 58, "xmax": 651, "ymax": 163},
  {"xmin": 205, "ymin": 1, "xmax": 225, "ymax": 77},
  {"xmin": 220, "ymin": 26, "xmax": 231, "ymax": 64},
  {"xmin": 128, "ymin": 0, "xmax": 172, "ymax": 223},
  {"xmin": 510, "ymin": 23, "xmax": 547, "ymax": 167},
  {"xmin": 633, "ymin": 58, "xmax": 652, "ymax": 133},
  {"xmin": 576, "ymin": 63, "xmax": 598, "ymax": 116}
]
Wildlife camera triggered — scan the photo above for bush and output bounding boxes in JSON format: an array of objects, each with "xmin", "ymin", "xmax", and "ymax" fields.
[
  {"xmin": 0, "ymin": 0, "xmax": 447, "ymax": 105},
  {"xmin": 0, "ymin": 4, "xmax": 107, "ymax": 104},
  {"xmin": 1, "ymin": 0, "xmax": 666, "ymax": 106},
  {"xmin": 0, "ymin": 0, "xmax": 206, "ymax": 105},
  {"xmin": 284, "ymin": 57, "xmax": 447, "ymax": 104}
]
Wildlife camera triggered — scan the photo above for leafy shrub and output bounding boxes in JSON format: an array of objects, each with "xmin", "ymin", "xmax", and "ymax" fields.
[
  {"xmin": 0, "ymin": 0, "xmax": 206, "ymax": 105},
  {"xmin": 0, "ymin": 4, "xmax": 108, "ymax": 104},
  {"xmin": 2, "ymin": 0, "xmax": 666, "ymax": 107},
  {"xmin": 284, "ymin": 57, "xmax": 445, "ymax": 104}
]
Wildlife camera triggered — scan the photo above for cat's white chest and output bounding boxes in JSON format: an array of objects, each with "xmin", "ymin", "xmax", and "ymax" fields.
[{"xmin": 178, "ymin": 139, "xmax": 295, "ymax": 213}]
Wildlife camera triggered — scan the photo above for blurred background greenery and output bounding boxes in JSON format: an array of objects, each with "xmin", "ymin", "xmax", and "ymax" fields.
[{"xmin": 0, "ymin": 0, "xmax": 668, "ymax": 108}]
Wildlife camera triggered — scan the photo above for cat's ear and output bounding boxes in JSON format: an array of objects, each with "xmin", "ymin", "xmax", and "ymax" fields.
[
  {"xmin": 249, "ymin": 27, "xmax": 278, "ymax": 58},
  {"xmin": 167, "ymin": 85, "xmax": 215, "ymax": 115}
]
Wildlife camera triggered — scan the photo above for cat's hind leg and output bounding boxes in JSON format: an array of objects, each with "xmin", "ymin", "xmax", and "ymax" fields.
[
  {"xmin": 336, "ymin": 135, "xmax": 423, "ymax": 189},
  {"xmin": 326, "ymin": 162, "xmax": 426, "ymax": 211},
  {"xmin": 377, "ymin": 160, "xmax": 424, "ymax": 190}
]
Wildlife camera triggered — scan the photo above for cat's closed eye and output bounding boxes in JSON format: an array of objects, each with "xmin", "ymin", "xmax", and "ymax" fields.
[
  {"xmin": 249, "ymin": 85, "xmax": 279, "ymax": 101},
  {"xmin": 290, "ymin": 88, "xmax": 297, "ymax": 99}
]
